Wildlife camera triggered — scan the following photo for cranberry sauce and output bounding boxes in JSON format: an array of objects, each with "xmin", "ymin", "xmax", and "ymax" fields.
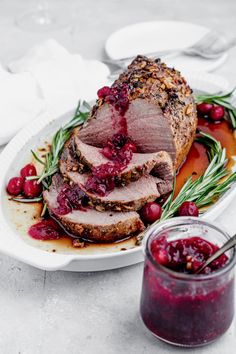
[
  {"xmin": 88, "ymin": 83, "xmax": 134, "ymax": 196},
  {"xmin": 53, "ymin": 184, "xmax": 88, "ymax": 216},
  {"xmin": 85, "ymin": 134, "xmax": 137, "ymax": 196},
  {"xmin": 151, "ymin": 235, "xmax": 228, "ymax": 274},
  {"xmin": 97, "ymin": 84, "xmax": 129, "ymax": 116},
  {"xmin": 97, "ymin": 84, "xmax": 131, "ymax": 137},
  {"xmin": 28, "ymin": 219, "xmax": 63, "ymax": 240},
  {"xmin": 140, "ymin": 233, "xmax": 234, "ymax": 346}
]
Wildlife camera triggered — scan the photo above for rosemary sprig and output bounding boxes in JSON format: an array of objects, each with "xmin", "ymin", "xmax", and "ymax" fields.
[
  {"xmin": 195, "ymin": 88, "xmax": 236, "ymax": 128},
  {"xmin": 160, "ymin": 132, "xmax": 236, "ymax": 221},
  {"xmin": 136, "ymin": 132, "xmax": 236, "ymax": 244},
  {"xmin": 33, "ymin": 101, "xmax": 90, "ymax": 188}
]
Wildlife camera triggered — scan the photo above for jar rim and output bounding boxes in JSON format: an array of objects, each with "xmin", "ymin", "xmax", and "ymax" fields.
[{"xmin": 143, "ymin": 217, "xmax": 236, "ymax": 281}]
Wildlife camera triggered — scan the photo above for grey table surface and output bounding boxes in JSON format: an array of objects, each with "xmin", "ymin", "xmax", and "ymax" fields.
[{"xmin": 0, "ymin": 0, "xmax": 236, "ymax": 353}]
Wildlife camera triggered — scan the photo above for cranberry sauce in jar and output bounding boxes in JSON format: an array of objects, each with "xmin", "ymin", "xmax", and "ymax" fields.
[{"xmin": 140, "ymin": 217, "xmax": 235, "ymax": 347}]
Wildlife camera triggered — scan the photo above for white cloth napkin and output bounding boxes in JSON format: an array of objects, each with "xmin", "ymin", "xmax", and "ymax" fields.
[
  {"xmin": 0, "ymin": 65, "xmax": 44, "ymax": 145},
  {"xmin": 9, "ymin": 39, "xmax": 110, "ymax": 117},
  {"xmin": 0, "ymin": 39, "xmax": 110, "ymax": 145}
]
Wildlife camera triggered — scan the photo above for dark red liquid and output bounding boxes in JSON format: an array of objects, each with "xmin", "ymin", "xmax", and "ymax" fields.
[{"xmin": 140, "ymin": 236, "xmax": 234, "ymax": 346}]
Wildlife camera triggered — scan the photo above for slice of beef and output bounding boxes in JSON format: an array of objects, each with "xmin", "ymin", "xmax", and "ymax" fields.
[
  {"xmin": 60, "ymin": 136, "xmax": 174, "ymax": 186},
  {"xmin": 79, "ymin": 56, "xmax": 197, "ymax": 169},
  {"xmin": 59, "ymin": 142, "xmax": 173, "ymax": 211},
  {"xmin": 64, "ymin": 170, "xmax": 160, "ymax": 211},
  {"xmin": 73, "ymin": 135, "xmax": 173, "ymax": 185},
  {"xmin": 43, "ymin": 174, "xmax": 144, "ymax": 243}
]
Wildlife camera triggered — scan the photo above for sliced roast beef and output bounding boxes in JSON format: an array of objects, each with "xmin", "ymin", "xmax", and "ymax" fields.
[
  {"xmin": 59, "ymin": 141, "xmax": 173, "ymax": 211},
  {"xmin": 70, "ymin": 134, "xmax": 173, "ymax": 184},
  {"xmin": 63, "ymin": 169, "xmax": 160, "ymax": 211},
  {"xmin": 79, "ymin": 56, "xmax": 197, "ymax": 168},
  {"xmin": 43, "ymin": 174, "xmax": 144, "ymax": 242},
  {"xmin": 60, "ymin": 136, "xmax": 174, "ymax": 187}
]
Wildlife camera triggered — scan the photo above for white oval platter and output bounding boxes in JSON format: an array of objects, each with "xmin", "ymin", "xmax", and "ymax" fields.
[{"xmin": 0, "ymin": 71, "xmax": 235, "ymax": 272}]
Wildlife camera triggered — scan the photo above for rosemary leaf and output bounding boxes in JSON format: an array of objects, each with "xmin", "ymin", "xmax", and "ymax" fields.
[
  {"xmin": 31, "ymin": 150, "xmax": 46, "ymax": 166},
  {"xmin": 32, "ymin": 100, "xmax": 90, "ymax": 188}
]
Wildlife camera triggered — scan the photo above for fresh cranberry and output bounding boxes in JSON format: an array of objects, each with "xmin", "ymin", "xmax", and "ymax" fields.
[
  {"xmin": 209, "ymin": 105, "xmax": 225, "ymax": 121},
  {"xmin": 97, "ymin": 86, "xmax": 111, "ymax": 99},
  {"xmin": 124, "ymin": 141, "xmax": 137, "ymax": 153},
  {"xmin": 28, "ymin": 219, "xmax": 62, "ymax": 240},
  {"xmin": 178, "ymin": 201, "xmax": 199, "ymax": 217},
  {"xmin": 20, "ymin": 164, "xmax": 37, "ymax": 179},
  {"xmin": 197, "ymin": 103, "xmax": 213, "ymax": 115},
  {"xmin": 7, "ymin": 177, "xmax": 24, "ymax": 195},
  {"xmin": 23, "ymin": 179, "xmax": 42, "ymax": 198},
  {"xmin": 140, "ymin": 202, "xmax": 162, "ymax": 224}
]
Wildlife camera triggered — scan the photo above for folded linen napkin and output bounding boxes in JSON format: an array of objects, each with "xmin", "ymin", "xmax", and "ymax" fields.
[
  {"xmin": 0, "ymin": 39, "xmax": 109, "ymax": 146},
  {"xmin": 0, "ymin": 65, "xmax": 44, "ymax": 145},
  {"xmin": 9, "ymin": 39, "xmax": 110, "ymax": 117}
]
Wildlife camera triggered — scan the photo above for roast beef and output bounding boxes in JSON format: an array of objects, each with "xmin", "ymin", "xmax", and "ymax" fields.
[
  {"xmin": 44, "ymin": 174, "xmax": 144, "ymax": 242},
  {"xmin": 79, "ymin": 56, "xmax": 197, "ymax": 168},
  {"xmin": 62, "ymin": 169, "xmax": 160, "ymax": 211},
  {"xmin": 60, "ymin": 135, "xmax": 173, "ymax": 186},
  {"xmin": 59, "ymin": 142, "xmax": 173, "ymax": 211}
]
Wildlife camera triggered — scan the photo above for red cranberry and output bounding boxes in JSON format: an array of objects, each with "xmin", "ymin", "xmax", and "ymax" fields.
[
  {"xmin": 197, "ymin": 103, "xmax": 213, "ymax": 115},
  {"xmin": 7, "ymin": 177, "xmax": 24, "ymax": 195},
  {"xmin": 154, "ymin": 249, "xmax": 169, "ymax": 266},
  {"xmin": 101, "ymin": 146, "xmax": 114, "ymax": 160},
  {"xmin": 178, "ymin": 201, "xmax": 199, "ymax": 217},
  {"xmin": 20, "ymin": 163, "xmax": 37, "ymax": 178},
  {"xmin": 140, "ymin": 202, "xmax": 162, "ymax": 223},
  {"xmin": 97, "ymin": 86, "xmax": 111, "ymax": 99},
  {"xmin": 23, "ymin": 179, "xmax": 42, "ymax": 198},
  {"xmin": 209, "ymin": 105, "xmax": 225, "ymax": 121},
  {"xmin": 124, "ymin": 141, "xmax": 137, "ymax": 153}
]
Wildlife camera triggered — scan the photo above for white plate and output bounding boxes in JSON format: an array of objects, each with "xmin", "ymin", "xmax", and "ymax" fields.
[
  {"xmin": 0, "ymin": 72, "xmax": 234, "ymax": 272},
  {"xmin": 105, "ymin": 21, "xmax": 228, "ymax": 72}
]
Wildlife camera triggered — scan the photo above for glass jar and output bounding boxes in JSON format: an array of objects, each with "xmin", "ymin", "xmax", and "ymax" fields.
[{"xmin": 140, "ymin": 217, "xmax": 235, "ymax": 347}]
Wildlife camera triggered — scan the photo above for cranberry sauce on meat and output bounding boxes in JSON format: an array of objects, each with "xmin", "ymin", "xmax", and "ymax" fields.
[
  {"xmin": 53, "ymin": 183, "xmax": 88, "ymax": 216},
  {"xmin": 85, "ymin": 134, "xmax": 137, "ymax": 196}
]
